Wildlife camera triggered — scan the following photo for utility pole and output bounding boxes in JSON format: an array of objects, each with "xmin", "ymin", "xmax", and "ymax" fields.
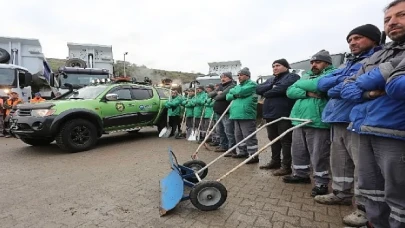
[{"xmin": 123, "ymin": 52, "xmax": 128, "ymax": 76}]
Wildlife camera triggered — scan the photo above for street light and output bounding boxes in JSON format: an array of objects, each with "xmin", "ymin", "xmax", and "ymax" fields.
[{"xmin": 123, "ymin": 52, "xmax": 128, "ymax": 76}]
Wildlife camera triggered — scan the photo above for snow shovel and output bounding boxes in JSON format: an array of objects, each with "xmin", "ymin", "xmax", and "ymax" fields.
[
  {"xmin": 195, "ymin": 106, "xmax": 206, "ymax": 143},
  {"xmin": 159, "ymin": 87, "xmax": 173, "ymax": 138},
  {"xmin": 191, "ymin": 101, "xmax": 233, "ymax": 159},
  {"xmin": 187, "ymin": 116, "xmax": 197, "ymax": 141},
  {"xmin": 200, "ymin": 112, "xmax": 215, "ymax": 151},
  {"xmin": 176, "ymin": 95, "xmax": 189, "ymax": 138},
  {"xmin": 187, "ymin": 86, "xmax": 198, "ymax": 141}
]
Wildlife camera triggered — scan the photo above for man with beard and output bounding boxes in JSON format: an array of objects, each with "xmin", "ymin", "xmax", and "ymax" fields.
[
  {"xmin": 340, "ymin": 1, "xmax": 405, "ymax": 226},
  {"xmin": 256, "ymin": 59, "xmax": 300, "ymax": 176},
  {"xmin": 211, "ymin": 72, "xmax": 237, "ymax": 155},
  {"xmin": 226, "ymin": 67, "xmax": 259, "ymax": 163},
  {"xmin": 315, "ymin": 24, "xmax": 382, "ymax": 227},
  {"xmin": 283, "ymin": 50, "xmax": 336, "ymax": 197}
]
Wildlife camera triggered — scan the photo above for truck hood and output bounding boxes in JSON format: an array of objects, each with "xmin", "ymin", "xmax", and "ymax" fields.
[{"xmin": 17, "ymin": 99, "xmax": 97, "ymax": 110}]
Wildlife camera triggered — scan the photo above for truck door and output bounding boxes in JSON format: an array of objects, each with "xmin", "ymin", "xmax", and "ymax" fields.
[
  {"xmin": 101, "ymin": 86, "xmax": 139, "ymax": 128},
  {"xmin": 130, "ymin": 86, "xmax": 159, "ymax": 123}
]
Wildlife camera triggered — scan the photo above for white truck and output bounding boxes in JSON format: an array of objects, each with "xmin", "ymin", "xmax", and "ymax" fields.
[
  {"xmin": 53, "ymin": 42, "xmax": 114, "ymax": 94},
  {"xmin": 191, "ymin": 60, "xmax": 242, "ymax": 88},
  {"xmin": 0, "ymin": 36, "xmax": 54, "ymax": 102}
]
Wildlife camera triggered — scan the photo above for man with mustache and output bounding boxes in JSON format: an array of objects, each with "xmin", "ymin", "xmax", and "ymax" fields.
[
  {"xmin": 315, "ymin": 24, "xmax": 382, "ymax": 227},
  {"xmin": 283, "ymin": 50, "xmax": 336, "ymax": 197},
  {"xmin": 211, "ymin": 72, "xmax": 237, "ymax": 155},
  {"xmin": 340, "ymin": 1, "xmax": 405, "ymax": 227}
]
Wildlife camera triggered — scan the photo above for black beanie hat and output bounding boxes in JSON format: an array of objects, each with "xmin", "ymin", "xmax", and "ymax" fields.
[
  {"xmin": 273, "ymin": 58, "xmax": 291, "ymax": 69},
  {"xmin": 346, "ymin": 24, "xmax": 382, "ymax": 44}
]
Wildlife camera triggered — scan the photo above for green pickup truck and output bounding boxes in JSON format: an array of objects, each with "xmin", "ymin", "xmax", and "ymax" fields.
[{"xmin": 9, "ymin": 81, "xmax": 171, "ymax": 152}]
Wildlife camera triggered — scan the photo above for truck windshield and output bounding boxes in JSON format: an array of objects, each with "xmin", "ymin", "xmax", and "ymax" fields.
[
  {"xmin": 60, "ymin": 73, "xmax": 109, "ymax": 88},
  {"xmin": 0, "ymin": 68, "xmax": 17, "ymax": 87},
  {"xmin": 65, "ymin": 85, "xmax": 108, "ymax": 99},
  {"xmin": 290, "ymin": 54, "xmax": 346, "ymax": 73},
  {"xmin": 195, "ymin": 79, "xmax": 221, "ymax": 87}
]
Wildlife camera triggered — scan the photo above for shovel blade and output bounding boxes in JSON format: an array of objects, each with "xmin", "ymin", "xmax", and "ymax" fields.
[
  {"xmin": 159, "ymin": 127, "xmax": 172, "ymax": 138},
  {"xmin": 187, "ymin": 131, "xmax": 197, "ymax": 141},
  {"xmin": 159, "ymin": 169, "xmax": 184, "ymax": 216}
]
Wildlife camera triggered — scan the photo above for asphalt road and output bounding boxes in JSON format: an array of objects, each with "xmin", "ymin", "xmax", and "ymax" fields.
[{"xmin": 0, "ymin": 128, "xmax": 353, "ymax": 228}]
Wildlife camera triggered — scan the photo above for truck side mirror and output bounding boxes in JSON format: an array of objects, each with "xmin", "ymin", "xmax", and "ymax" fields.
[
  {"xmin": 18, "ymin": 71, "xmax": 26, "ymax": 88},
  {"xmin": 49, "ymin": 73, "xmax": 55, "ymax": 87}
]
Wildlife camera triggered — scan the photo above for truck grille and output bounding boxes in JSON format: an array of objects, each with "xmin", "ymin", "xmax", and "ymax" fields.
[{"xmin": 18, "ymin": 109, "xmax": 31, "ymax": 116}]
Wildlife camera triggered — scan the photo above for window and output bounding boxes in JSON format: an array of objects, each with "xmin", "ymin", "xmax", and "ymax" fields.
[
  {"xmin": 113, "ymin": 88, "xmax": 132, "ymax": 100},
  {"xmin": 132, "ymin": 88, "xmax": 153, "ymax": 100},
  {"xmin": 156, "ymin": 88, "xmax": 170, "ymax": 98}
]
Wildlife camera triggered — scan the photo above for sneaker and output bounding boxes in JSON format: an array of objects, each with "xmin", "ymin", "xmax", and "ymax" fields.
[
  {"xmin": 246, "ymin": 156, "xmax": 259, "ymax": 164},
  {"xmin": 272, "ymin": 168, "xmax": 292, "ymax": 176},
  {"xmin": 283, "ymin": 175, "xmax": 311, "ymax": 184},
  {"xmin": 5, "ymin": 135, "xmax": 11, "ymax": 138},
  {"xmin": 311, "ymin": 185, "xmax": 328, "ymax": 197},
  {"xmin": 314, "ymin": 192, "xmax": 352, "ymax": 205},
  {"xmin": 343, "ymin": 209, "xmax": 368, "ymax": 227},
  {"xmin": 259, "ymin": 160, "xmax": 281, "ymax": 170}
]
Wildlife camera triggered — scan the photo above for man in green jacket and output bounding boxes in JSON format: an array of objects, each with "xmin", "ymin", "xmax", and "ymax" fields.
[
  {"xmin": 283, "ymin": 50, "xmax": 337, "ymax": 197},
  {"xmin": 192, "ymin": 85, "xmax": 207, "ymax": 139},
  {"xmin": 226, "ymin": 67, "xmax": 259, "ymax": 164},
  {"xmin": 183, "ymin": 89, "xmax": 195, "ymax": 139},
  {"xmin": 164, "ymin": 90, "xmax": 183, "ymax": 137},
  {"xmin": 200, "ymin": 84, "xmax": 215, "ymax": 142}
]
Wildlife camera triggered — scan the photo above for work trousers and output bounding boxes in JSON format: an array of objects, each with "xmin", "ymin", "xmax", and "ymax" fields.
[
  {"xmin": 217, "ymin": 114, "xmax": 235, "ymax": 150},
  {"xmin": 234, "ymin": 119, "xmax": 258, "ymax": 156},
  {"xmin": 265, "ymin": 118, "xmax": 293, "ymax": 169},
  {"xmin": 357, "ymin": 134, "xmax": 405, "ymax": 228},
  {"xmin": 168, "ymin": 116, "xmax": 180, "ymax": 136},
  {"xmin": 291, "ymin": 127, "xmax": 331, "ymax": 186},
  {"xmin": 330, "ymin": 123, "xmax": 364, "ymax": 206}
]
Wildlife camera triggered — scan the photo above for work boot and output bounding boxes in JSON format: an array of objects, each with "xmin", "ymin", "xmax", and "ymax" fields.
[
  {"xmin": 259, "ymin": 160, "xmax": 281, "ymax": 170},
  {"xmin": 224, "ymin": 150, "xmax": 236, "ymax": 157},
  {"xmin": 214, "ymin": 147, "xmax": 227, "ymax": 152},
  {"xmin": 343, "ymin": 209, "xmax": 368, "ymax": 227},
  {"xmin": 5, "ymin": 135, "xmax": 11, "ymax": 138},
  {"xmin": 282, "ymin": 175, "xmax": 311, "ymax": 184},
  {"xmin": 314, "ymin": 192, "xmax": 352, "ymax": 205},
  {"xmin": 311, "ymin": 185, "xmax": 328, "ymax": 197},
  {"xmin": 209, "ymin": 142, "xmax": 219, "ymax": 146},
  {"xmin": 272, "ymin": 167, "xmax": 292, "ymax": 176},
  {"xmin": 246, "ymin": 156, "xmax": 259, "ymax": 164},
  {"xmin": 0, "ymin": 133, "xmax": 4, "ymax": 137},
  {"xmin": 232, "ymin": 153, "xmax": 249, "ymax": 159}
]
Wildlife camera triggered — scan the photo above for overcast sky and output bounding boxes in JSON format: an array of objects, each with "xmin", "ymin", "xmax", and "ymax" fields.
[{"xmin": 1, "ymin": 0, "xmax": 392, "ymax": 77}]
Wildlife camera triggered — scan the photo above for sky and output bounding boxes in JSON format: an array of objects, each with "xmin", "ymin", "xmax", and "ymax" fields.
[{"xmin": 0, "ymin": 0, "xmax": 393, "ymax": 78}]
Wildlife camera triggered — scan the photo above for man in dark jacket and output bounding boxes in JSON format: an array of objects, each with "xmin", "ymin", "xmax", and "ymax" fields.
[
  {"xmin": 256, "ymin": 59, "xmax": 300, "ymax": 175},
  {"xmin": 212, "ymin": 72, "xmax": 237, "ymax": 155},
  {"xmin": 315, "ymin": 24, "xmax": 382, "ymax": 227},
  {"xmin": 339, "ymin": 1, "xmax": 405, "ymax": 226}
]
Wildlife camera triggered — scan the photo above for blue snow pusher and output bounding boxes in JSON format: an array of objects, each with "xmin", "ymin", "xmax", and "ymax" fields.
[{"xmin": 159, "ymin": 117, "xmax": 312, "ymax": 216}]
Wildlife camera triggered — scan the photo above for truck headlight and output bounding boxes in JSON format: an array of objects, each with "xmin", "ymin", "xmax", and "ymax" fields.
[{"xmin": 31, "ymin": 109, "xmax": 56, "ymax": 117}]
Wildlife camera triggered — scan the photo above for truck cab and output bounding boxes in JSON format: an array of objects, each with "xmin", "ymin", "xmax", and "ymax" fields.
[
  {"xmin": 0, "ymin": 36, "xmax": 52, "ymax": 102},
  {"xmin": 190, "ymin": 60, "xmax": 242, "ymax": 88},
  {"xmin": 52, "ymin": 43, "xmax": 114, "ymax": 94}
]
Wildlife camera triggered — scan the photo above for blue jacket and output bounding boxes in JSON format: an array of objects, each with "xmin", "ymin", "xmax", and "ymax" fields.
[
  {"xmin": 340, "ymin": 42, "xmax": 405, "ymax": 140},
  {"xmin": 318, "ymin": 47, "xmax": 381, "ymax": 123},
  {"xmin": 256, "ymin": 72, "xmax": 300, "ymax": 119}
]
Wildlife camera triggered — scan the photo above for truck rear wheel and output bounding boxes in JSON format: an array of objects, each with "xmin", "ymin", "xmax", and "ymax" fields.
[
  {"xmin": 0, "ymin": 48, "xmax": 11, "ymax": 63},
  {"xmin": 56, "ymin": 119, "xmax": 97, "ymax": 152},
  {"xmin": 20, "ymin": 138, "xmax": 54, "ymax": 146}
]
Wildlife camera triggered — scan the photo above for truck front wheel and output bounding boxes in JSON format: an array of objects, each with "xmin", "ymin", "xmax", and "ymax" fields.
[
  {"xmin": 20, "ymin": 138, "xmax": 54, "ymax": 146},
  {"xmin": 56, "ymin": 119, "xmax": 98, "ymax": 152}
]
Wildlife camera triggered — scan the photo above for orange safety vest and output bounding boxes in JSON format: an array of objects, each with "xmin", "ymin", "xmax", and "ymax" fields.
[
  {"xmin": 5, "ymin": 98, "xmax": 23, "ymax": 116},
  {"xmin": 30, "ymin": 97, "xmax": 46, "ymax": 103}
]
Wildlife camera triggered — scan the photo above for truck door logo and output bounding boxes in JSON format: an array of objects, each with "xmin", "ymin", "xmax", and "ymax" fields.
[{"xmin": 116, "ymin": 103, "xmax": 125, "ymax": 112}]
